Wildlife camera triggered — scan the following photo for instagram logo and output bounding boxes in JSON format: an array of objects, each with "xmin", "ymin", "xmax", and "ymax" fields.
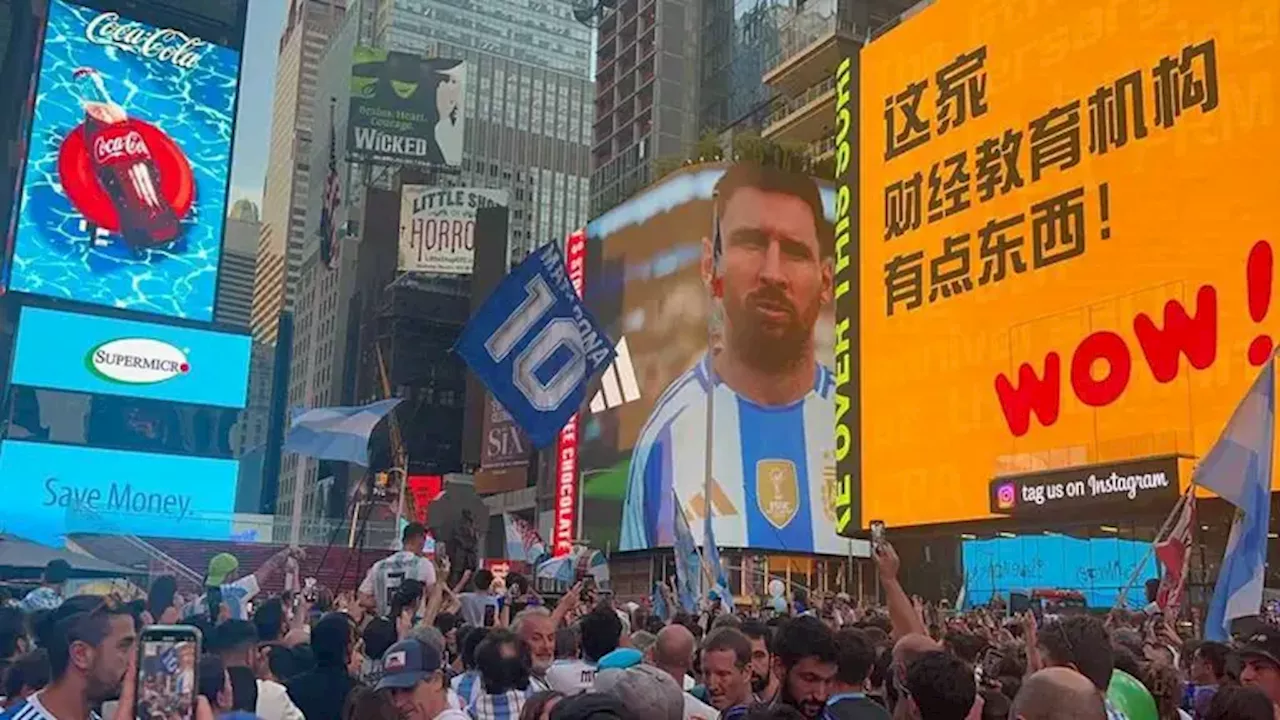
[{"xmin": 995, "ymin": 483, "xmax": 1016, "ymax": 510}]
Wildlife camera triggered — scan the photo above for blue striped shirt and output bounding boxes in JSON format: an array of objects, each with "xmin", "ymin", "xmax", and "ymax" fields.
[
  {"xmin": 620, "ymin": 355, "xmax": 842, "ymax": 554},
  {"xmin": 468, "ymin": 690, "xmax": 528, "ymax": 720},
  {"xmin": 2, "ymin": 692, "xmax": 100, "ymax": 720},
  {"xmin": 452, "ymin": 670, "xmax": 483, "ymax": 708}
]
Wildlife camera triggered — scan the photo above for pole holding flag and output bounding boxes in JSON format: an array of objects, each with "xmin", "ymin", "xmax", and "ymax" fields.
[{"xmin": 1200, "ymin": 353, "xmax": 1276, "ymax": 640}]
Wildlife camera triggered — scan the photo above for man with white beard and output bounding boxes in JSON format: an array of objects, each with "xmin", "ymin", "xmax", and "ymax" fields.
[{"xmin": 512, "ymin": 590, "xmax": 581, "ymax": 692}]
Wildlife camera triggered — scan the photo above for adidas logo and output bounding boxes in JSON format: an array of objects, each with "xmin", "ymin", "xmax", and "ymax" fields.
[{"xmin": 589, "ymin": 336, "xmax": 641, "ymax": 413}]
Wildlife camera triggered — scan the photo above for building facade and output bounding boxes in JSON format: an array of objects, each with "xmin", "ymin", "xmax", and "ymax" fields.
[
  {"xmin": 699, "ymin": 0, "xmax": 789, "ymax": 135},
  {"xmin": 249, "ymin": 0, "xmax": 346, "ymax": 345},
  {"xmin": 760, "ymin": 0, "xmax": 915, "ymax": 161},
  {"xmin": 590, "ymin": 0, "xmax": 700, "ymax": 214},
  {"xmin": 216, "ymin": 199, "xmax": 260, "ymax": 329},
  {"xmin": 277, "ymin": 0, "xmax": 364, "ymax": 527},
  {"xmin": 277, "ymin": 0, "xmax": 597, "ymax": 532},
  {"xmin": 372, "ymin": 0, "xmax": 595, "ymax": 259}
]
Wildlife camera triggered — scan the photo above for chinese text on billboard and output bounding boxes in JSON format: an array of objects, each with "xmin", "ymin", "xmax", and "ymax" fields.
[{"xmin": 844, "ymin": 0, "xmax": 1275, "ymax": 530}]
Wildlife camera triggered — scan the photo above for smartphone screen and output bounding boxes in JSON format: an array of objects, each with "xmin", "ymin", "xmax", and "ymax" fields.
[
  {"xmin": 483, "ymin": 603, "xmax": 497, "ymax": 627},
  {"xmin": 980, "ymin": 647, "xmax": 1004, "ymax": 680},
  {"xmin": 137, "ymin": 626, "xmax": 201, "ymax": 720},
  {"xmin": 870, "ymin": 520, "xmax": 886, "ymax": 548}
]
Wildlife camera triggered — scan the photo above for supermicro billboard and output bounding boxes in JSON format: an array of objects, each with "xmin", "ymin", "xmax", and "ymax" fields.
[
  {"xmin": 11, "ymin": 306, "xmax": 251, "ymax": 408},
  {"xmin": 9, "ymin": 0, "xmax": 243, "ymax": 321}
]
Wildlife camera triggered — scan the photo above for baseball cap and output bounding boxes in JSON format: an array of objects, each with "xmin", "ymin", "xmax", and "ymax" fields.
[
  {"xmin": 1239, "ymin": 628, "xmax": 1280, "ymax": 668},
  {"xmin": 376, "ymin": 638, "xmax": 444, "ymax": 691},
  {"xmin": 206, "ymin": 553, "xmax": 239, "ymax": 586},
  {"xmin": 597, "ymin": 647, "xmax": 643, "ymax": 670},
  {"xmin": 593, "ymin": 665, "xmax": 684, "ymax": 720}
]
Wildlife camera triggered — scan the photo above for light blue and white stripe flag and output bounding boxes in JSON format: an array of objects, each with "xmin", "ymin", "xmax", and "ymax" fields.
[
  {"xmin": 703, "ymin": 503, "xmax": 733, "ymax": 613},
  {"xmin": 283, "ymin": 398, "xmax": 402, "ymax": 467},
  {"xmin": 1203, "ymin": 358, "xmax": 1275, "ymax": 641},
  {"xmin": 673, "ymin": 494, "xmax": 702, "ymax": 613}
]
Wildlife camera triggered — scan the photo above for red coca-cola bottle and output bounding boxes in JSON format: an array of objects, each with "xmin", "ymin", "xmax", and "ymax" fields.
[{"xmin": 72, "ymin": 67, "xmax": 180, "ymax": 247}]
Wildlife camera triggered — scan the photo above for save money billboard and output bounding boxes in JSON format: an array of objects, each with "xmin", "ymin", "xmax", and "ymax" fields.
[
  {"xmin": 836, "ymin": 0, "xmax": 1280, "ymax": 532},
  {"xmin": 9, "ymin": 0, "xmax": 242, "ymax": 321}
]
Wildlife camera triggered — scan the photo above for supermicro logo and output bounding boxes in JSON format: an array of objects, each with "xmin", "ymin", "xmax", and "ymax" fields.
[{"xmin": 87, "ymin": 338, "xmax": 190, "ymax": 384}]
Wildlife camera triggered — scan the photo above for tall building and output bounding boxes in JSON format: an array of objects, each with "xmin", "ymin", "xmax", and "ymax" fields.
[
  {"xmin": 699, "ymin": 0, "xmax": 789, "ymax": 134},
  {"xmin": 216, "ymin": 199, "xmax": 260, "ymax": 328},
  {"xmin": 249, "ymin": 0, "xmax": 345, "ymax": 345},
  {"xmin": 760, "ymin": 0, "xmax": 914, "ymax": 160},
  {"xmin": 277, "ymin": 0, "xmax": 365, "ymax": 527},
  {"xmin": 590, "ymin": 0, "xmax": 702, "ymax": 215},
  {"xmin": 277, "ymin": 0, "xmax": 597, "ymax": 532},
  {"xmin": 373, "ymin": 0, "xmax": 595, "ymax": 257}
]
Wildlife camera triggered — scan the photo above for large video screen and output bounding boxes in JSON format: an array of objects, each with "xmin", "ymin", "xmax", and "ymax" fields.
[
  {"xmin": 580, "ymin": 163, "xmax": 856, "ymax": 556},
  {"xmin": 10, "ymin": 0, "xmax": 242, "ymax": 320},
  {"xmin": 11, "ymin": 306, "xmax": 251, "ymax": 408},
  {"xmin": 847, "ymin": 0, "xmax": 1279, "ymax": 529},
  {"xmin": 962, "ymin": 535, "xmax": 1158, "ymax": 609},
  {"xmin": 0, "ymin": 440, "xmax": 238, "ymax": 546}
]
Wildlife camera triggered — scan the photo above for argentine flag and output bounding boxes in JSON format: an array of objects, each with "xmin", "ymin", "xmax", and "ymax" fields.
[
  {"xmin": 1203, "ymin": 357, "xmax": 1275, "ymax": 641},
  {"xmin": 283, "ymin": 398, "xmax": 402, "ymax": 467}
]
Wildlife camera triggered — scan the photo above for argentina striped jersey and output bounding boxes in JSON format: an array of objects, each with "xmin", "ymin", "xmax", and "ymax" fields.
[{"xmin": 619, "ymin": 354, "xmax": 844, "ymax": 554}]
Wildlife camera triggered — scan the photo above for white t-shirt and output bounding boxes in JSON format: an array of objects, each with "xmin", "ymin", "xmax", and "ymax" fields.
[
  {"xmin": 683, "ymin": 693, "xmax": 718, "ymax": 720},
  {"xmin": 255, "ymin": 678, "xmax": 305, "ymax": 720},
  {"xmin": 359, "ymin": 551, "xmax": 437, "ymax": 616},
  {"xmin": 545, "ymin": 659, "xmax": 597, "ymax": 696},
  {"xmin": 183, "ymin": 574, "xmax": 261, "ymax": 621}
]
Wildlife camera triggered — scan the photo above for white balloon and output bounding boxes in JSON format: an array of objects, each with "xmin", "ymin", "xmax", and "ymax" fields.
[{"xmin": 768, "ymin": 579, "xmax": 785, "ymax": 598}]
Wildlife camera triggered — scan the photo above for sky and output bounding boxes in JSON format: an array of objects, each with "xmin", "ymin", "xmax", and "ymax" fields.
[{"xmin": 227, "ymin": 0, "xmax": 289, "ymax": 211}]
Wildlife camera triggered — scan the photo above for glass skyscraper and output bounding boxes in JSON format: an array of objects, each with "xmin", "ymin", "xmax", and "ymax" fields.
[
  {"xmin": 375, "ymin": 0, "xmax": 594, "ymax": 255},
  {"xmin": 700, "ymin": 0, "xmax": 789, "ymax": 133}
]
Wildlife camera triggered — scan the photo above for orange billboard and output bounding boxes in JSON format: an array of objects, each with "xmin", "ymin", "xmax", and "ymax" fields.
[{"xmin": 839, "ymin": 0, "xmax": 1280, "ymax": 531}]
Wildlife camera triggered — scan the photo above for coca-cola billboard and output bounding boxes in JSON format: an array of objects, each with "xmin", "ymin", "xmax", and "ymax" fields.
[{"xmin": 8, "ymin": 0, "xmax": 242, "ymax": 321}]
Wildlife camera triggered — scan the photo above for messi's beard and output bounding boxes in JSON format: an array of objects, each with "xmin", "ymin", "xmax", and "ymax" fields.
[{"xmin": 728, "ymin": 290, "xmax": 814, "ymax": 375}]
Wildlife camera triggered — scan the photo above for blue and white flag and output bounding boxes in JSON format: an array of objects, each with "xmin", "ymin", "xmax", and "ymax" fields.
[
  {"xmin": 283, "ymin": 398, "xmax": 402, "ymax": 466},
  {"xmin": 673, "ymin": 496, "xmax": 702, "ymax": 614},
  {"xmin": 651, "ymin": 582, "xmax": 670, "ymax": 622},
  {"xmin": 1204, "ymin": 358, "xmax": 1275, "ymax": 640},
  {"xmin": 455, "ymin": 242, "xmax": 615, "ymax": 447},
  {"xmin": 704, "ymin": 502, "xmax": 732, "ymax": 613},
  {"xmin": 504, "ymin": 513, "xmax": 547, "ymax": 564}
]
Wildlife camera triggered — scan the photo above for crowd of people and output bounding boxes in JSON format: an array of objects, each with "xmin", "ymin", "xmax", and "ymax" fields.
[{"xmin": 0, "ymin": 524, "xmax": 1276, "ymax": 720}]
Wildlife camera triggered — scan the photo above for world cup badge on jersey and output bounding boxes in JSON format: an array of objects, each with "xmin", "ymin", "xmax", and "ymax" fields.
[
  {"xmin": 821, "ymin": 457, "xmax": 838, "ymax": 524},
  {"xmin": 757, "ymin": 459, "xmax": 799, "ymax": 529}
]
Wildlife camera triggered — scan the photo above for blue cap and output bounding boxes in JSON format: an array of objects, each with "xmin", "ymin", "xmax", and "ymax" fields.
[
  {"xmin": 376, "ymin": 638, "xmax": 443, "ymax": 691},
  {"xmin": 596, "ymin": 647, "xmax": 643, "ymax": 671}
]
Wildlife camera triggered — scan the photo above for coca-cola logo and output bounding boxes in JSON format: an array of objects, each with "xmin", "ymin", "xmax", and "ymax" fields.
[
  {"xmin": 84, "ymin": 12, "xmax": 207, "ymax": 70},
  {"xmin": 93, "ymin": 130, "xmax": 149, "ymax": 164}
]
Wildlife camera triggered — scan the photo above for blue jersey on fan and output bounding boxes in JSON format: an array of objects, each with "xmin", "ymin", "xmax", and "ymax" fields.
[{"xmin": 619, "ymin": 355, "xmax": 843, "ymax": 554}]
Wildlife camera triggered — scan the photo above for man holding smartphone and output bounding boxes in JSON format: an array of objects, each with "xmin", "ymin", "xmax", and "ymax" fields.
[{"xmin": 2, "ymin": 596, "xmax": 135, "ymax": 720}]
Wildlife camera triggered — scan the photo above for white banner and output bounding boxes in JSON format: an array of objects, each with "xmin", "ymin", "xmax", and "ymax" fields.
[{"xmin": 398, "ymin": 186, "xmax": 508, "ymax": 274}]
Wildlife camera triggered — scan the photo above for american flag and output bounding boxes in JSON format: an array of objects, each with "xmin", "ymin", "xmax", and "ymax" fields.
[{"xmin": 319, "ymin": 100, "xmax": 341, "ymax": 270}]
